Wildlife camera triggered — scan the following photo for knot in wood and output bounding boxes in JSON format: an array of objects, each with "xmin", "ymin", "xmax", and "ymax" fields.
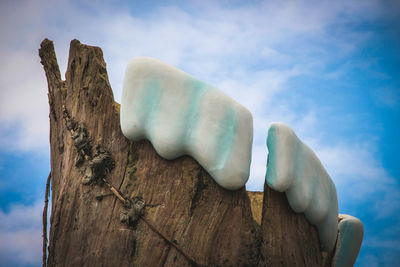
[
  {"xmin": 120, "ymin": 197, "xmax": 146, "ymax": 228},
  {"xmin": 71, "ymin": 124, "xmax": 90, "ymax": 151},
  {"xmin": 82, "ymin": 148, "xmax": 115, "ymax": 185},
  {"xmin": 62, "ymin": 105, "xmax": 76, "ymax": 131}
]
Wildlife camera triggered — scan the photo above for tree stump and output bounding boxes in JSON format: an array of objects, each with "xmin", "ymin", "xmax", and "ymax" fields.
[{"xmin": 39, "ymin": 39, "xmax": 331, "ymax": 267}]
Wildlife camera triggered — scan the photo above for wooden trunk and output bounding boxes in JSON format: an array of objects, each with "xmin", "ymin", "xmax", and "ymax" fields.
[{"xmin": 39, "ymin": 39, "xmax": 331, "ymax": 267}]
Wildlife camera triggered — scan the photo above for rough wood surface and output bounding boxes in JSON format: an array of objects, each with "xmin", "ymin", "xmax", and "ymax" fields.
[
  {"xmin": 40, "ymin": 38, "xmax": 332, "ymax": 267},
  {"xmin": 247, "ymin": 191, "xmax": 263, "ymax": 225},
  {"xmin": 259, "ymin": 184, "xmax": 332, "ymax": 267},
  {"xmin": 42, "ymin": 173, "xmax": 51, "ymax": 267}
]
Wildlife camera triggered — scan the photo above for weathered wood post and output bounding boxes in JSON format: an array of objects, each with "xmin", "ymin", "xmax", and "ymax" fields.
[{"xmin": 40, "ymin": 39, "xmax": 331, "ymax": 267}]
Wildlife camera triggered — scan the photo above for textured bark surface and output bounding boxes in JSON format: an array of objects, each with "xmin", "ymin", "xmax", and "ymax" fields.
[
  {"xmin": 40, "ymin": 38, "xmax": 332, "ymax": 267},
  {"xmin": 258, "ymin": 184, "xmax": 332, "ymax": 267}
]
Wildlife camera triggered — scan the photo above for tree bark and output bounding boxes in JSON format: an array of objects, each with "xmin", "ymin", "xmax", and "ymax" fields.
[
  {"xmin": 39, "ymin": 39, "xmax": 331, "ymax": 267},
  {"xmin": 257, "ymin": 185, "xmax": 332, "ymax": 267}
]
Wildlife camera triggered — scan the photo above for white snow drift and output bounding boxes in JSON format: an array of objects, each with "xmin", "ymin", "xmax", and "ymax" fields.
[
  {"xmin": 332, "ymin": 214, "xmax": 364, "ymax": 267},
  {"xmin": 266, "ymin": 122, "xmax": 339, "ymax": 252},
  {"xmin": 120, "ymin": 57, "xmax": 253, "ymax": 190}
]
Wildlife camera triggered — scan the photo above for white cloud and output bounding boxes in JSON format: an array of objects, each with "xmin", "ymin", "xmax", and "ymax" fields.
[
  {"xmin": 0, "ymin": 0, "xmax": 385, "ymax": 152},
  {"xmin": 0, "ymin": 49, "xmax": 49, "ymax": 152},
  {"xmin": 313, "ymin": 140, "xmax": 400, "ymax": 217},
  {"xmin": 315, "ymin": 142, "xmax": 387, "ymax": 183},
  {"xmin": 0, "ymin": 201, "xmax": 44, "ymax": 266}
]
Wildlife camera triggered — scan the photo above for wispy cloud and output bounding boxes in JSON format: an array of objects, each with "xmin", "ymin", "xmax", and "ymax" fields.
[
  {"xmin": 0, "ymin": 201, "xmax": 43, "ymax": 266},
  {"xmin": 0, "ymin": 0, "xmax": 386, "ymax": 152},
  {"xmin": 0, "ymin": 50, "xmax": 49, "ymax": 152},
  {"xmin": 313, "ymin": 140, "xmax": 400, "ymax": 217}
]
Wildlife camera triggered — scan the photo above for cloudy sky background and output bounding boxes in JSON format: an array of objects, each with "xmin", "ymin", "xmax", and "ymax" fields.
[{"xmin": 0, "ymin": 0, "xmax": 399, "ymax": 266}]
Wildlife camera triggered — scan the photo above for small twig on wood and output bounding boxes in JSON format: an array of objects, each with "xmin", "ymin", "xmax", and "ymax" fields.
[
  {"xmin": 101, "ymin": 177, "xmax": 202, "ymax": 266},
  {"xmin": 42, "ymin": 172, "xmax": 51, "ymax": 267},
  {"xmin": 102, "ymin": 178, "xmax": 128, "ymax": 205},
  {"xmin": 141, "ymin": 216, "xmax": 200, "ymax": 267}
]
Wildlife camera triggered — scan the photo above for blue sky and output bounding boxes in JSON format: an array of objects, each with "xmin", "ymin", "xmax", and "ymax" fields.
[{"xmin": 0, "ymin": 0, "xmax": 399, "ymax": 266}]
